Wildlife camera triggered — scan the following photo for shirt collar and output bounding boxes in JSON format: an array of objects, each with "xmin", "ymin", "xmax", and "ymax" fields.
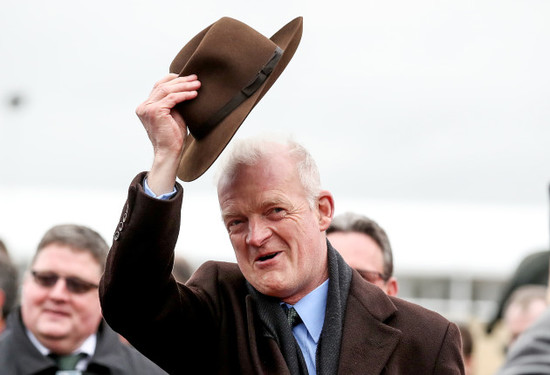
[
  {"xmin": 286, "ymin": 278, "xmax": 329, "ymax": 343},
  {"xmin": 26, "ymin": 328, "xmax": 97, "ymax": 357}
]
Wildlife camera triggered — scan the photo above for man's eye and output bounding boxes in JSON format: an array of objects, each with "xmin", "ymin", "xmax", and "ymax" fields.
[
  {"xmin": 227, "ymin": 219, "xmax": 242, "ymax": 229},
  {"xmin": 269, "ymin": 207, "xmax": 286, "ymax": 217}
]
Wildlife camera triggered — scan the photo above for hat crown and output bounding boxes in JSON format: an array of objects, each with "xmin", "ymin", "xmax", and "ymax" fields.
[
  {"xmin": 170, "ymin": 17, "xmax": 280, "ymax": 139},
  {"xmin": 171, "ymin": 16, "xmax": 303, "ymax": 181}
]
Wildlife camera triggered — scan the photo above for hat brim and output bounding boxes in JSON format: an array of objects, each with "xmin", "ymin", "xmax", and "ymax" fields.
[{"xmin": 176, "ymin": 17, "xmax": 303, "ymax": 182}]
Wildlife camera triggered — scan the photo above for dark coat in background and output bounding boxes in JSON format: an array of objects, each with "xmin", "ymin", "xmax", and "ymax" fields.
[{"xmin": 0, "ymin": 308, "xmax": 167, "ymax": 375}]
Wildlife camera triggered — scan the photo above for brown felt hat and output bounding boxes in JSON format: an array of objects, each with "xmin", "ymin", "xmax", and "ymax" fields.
[{"xmin": 170, "ymin": 16, "xmax": 303, "ymax": 181}]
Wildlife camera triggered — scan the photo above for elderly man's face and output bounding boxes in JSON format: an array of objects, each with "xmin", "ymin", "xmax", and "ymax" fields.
[
  {"xmin": 219, "ymin": 153, "xmax": 332, "ymax": 304},
  {"xmin": 21, "ymin": 244, "xmax": 103, "ymax": 354}
]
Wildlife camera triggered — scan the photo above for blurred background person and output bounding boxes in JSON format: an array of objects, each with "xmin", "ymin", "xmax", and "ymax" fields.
[
  {"xmin": 326, "ymin": 212, "xmax": 398, "ymax": 296},
  {"xmin": 469, "ymin": 249, "xmax": 550, "ymax": 374},
  {"xmin": 457, "ymin": 322, "xmax": 475, "ymax": 375},
  {"xmin": 0, "ymin": 252, "xmax": 19, "ymax": 334},
  {"xmin": 502, "ymin": 284, "xmax": 548, "ymax": 350},
  {"xmin": 486, "ymin": 249, "xmax": 549, "ymax": 335},
  {"xmin": 495, "ymin": 305, "xmax": 550, "ymax": 375},
  {"xmin": 495, "ymin": 281, "xmax": 550, "ymax": 373},
  {"xmin": 0, "ymin": 224, "xmax": 167, "ymax": 374}
]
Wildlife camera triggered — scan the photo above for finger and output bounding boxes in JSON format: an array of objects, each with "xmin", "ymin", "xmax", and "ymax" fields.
[
  {"xmin": 156, "ymin": 73, "xmax": 180, "ymax": 85},
  {"xmin": 160, "ymin": 90, "xmax": 199, "ymax": 110},
  {"xmin": 164, "ymin": 77, "xmax": 201, "ymax": 92},
  {"xmin": 157, "ymin": 74, "xmax": 198, "ymax": 87},
  {"xmin": 148, "ymin": 74, "xmax": 179, "ymax": 95},
  {"xmin": 136, "ymin": 89, "xmax": 199, "ymax": 121},
  {"xmin": 169, "ymin": 74, "xmax": 198, "ymax": 83},
  {"xmin": 149, "ymin": 78, "xmax": 201, "ymax": 102},
  {"xmin": 149, "ymin": 74, "xmax": 198, "ymax": 96}
]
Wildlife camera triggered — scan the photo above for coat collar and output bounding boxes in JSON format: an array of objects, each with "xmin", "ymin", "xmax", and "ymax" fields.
[
  {"xmin": 245, "ymin": 294, "xmax": 292, "ymax": 375},
  {"xmin": 338, "ymin": 271, "xmax": 402, "ymax": 374},
  {"xmin": 2, "ymin": 308, "xmax": 132, "ymax": 374},
  {"xmin": 3, "ymin": 309, "xmax": 58, "ymax": 374},
  {"xmin": 243, "ymin": 269, "xmax": 402, "ymax": 375}
]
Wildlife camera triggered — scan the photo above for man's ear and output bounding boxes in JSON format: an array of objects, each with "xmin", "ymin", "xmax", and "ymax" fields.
[
  {"xmin": 317, "ymin": 190, "xmax": 334, "ymax": 231},
  {"xmin": 385, "ymin": 277, "xmax": 399, "ymax": 297}
]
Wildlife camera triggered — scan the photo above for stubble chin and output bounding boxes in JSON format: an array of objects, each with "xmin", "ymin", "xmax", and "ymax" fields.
[{"xmin": 262, "ymin": 278, "xmax": 300, "ymax": 302}]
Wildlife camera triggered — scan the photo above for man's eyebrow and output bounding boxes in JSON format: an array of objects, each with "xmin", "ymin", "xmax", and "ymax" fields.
[
  {"xmin": 220, "ymin": 206, "xmax": 241, "ymax": 221},
  {"xmin": 221, "ymin": 214, "xmax": 238, "ymax": 223},
  {"xmin": 262, "ymin": 197, "xmax": 288, "ymax": 208}
]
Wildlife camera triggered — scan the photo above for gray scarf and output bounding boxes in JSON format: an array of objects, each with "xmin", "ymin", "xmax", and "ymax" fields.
[{"xmin": 248, "ymin": 241, "xmax": 352, "ymax": 375}]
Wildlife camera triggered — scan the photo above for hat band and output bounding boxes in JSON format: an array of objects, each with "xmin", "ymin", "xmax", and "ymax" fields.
[{"xmin": 190, "ymin": 46, "xmax": 284, "ymax": 140}]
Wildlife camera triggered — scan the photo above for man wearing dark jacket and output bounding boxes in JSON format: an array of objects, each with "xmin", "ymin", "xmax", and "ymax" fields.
[
  {"xmin": 100, "ymin": 16, "xmax": 464, "ymax": 375},
  {"xmin": 0, "ymin": 224, "xmax": 166, "ymax": 374},
  {"xmin": 99, "ymin": 74, "xmax": 465, "ymax": 374}
]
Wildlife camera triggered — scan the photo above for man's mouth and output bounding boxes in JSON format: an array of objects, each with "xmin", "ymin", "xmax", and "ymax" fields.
[
  {"xmin": 257, "ymin": 252, "xmax": 281, "ymax": 262},
  {"xmin": 43, "ymin": 309, "xmax": 71, "ymax": 318}
]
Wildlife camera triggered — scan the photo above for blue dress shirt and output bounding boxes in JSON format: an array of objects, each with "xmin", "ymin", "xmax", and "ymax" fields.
[
  {"xmin": 282, "ymin": 279, "xmax": 329, "ymax": 375},
  {"xmin": 143, "ymin": 178, "xmax": 177, "ymax": 200}
]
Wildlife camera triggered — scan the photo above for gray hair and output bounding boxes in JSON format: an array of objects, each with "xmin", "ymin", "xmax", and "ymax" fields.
[
  {"xmin": 33, "ymin": 224, "xmax": 108, "ymax": 273},
  {"xmin": 215, "ymin": 135, "xmax": 321, "ymax": 208},
  {"xmin": 0, "ymin": 253, "xmax": 19, "ymax": 319},
  {"xmin": 327, "ymin": 212, "xmax": 394, "ymax": 279}
]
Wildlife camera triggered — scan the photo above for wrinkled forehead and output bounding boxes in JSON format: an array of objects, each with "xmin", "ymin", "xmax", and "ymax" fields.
[
  {"xmin": 218, "ymin": 152, "xmax": 298, "ymax": 191},
  {"xmin": 218, "ymin": 159, "xmax": 310, "ymax": 216}
]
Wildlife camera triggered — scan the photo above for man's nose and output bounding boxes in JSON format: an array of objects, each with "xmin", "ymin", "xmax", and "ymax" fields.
[
  {"xmin": 246, "ymin": 218, "xmax": 271, "ymax": 247},
  {"xmin": 48, "ymin": 278, "xmax": 71, "ymax": 300}
]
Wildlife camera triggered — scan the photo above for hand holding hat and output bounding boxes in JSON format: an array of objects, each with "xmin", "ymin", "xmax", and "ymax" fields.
[
  {"xmin": 136, "ymin": 74, "xmax": 201, "ymax": 195},
  {"xmin": 137, "ymin": 16, "xmax": 303, "ymax": 190}
]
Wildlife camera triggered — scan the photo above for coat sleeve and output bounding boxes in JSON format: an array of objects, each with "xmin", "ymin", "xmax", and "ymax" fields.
[
  {"xmin": 434, "ymin": 321, "xmax": 465, "ymax": 375},
  {"xmin": 99, "ymin": 172, "xmax": 217, "ymax": 374}
]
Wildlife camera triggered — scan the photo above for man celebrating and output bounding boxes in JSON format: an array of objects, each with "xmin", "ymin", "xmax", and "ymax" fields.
[{"xmin": 100, "ymin": 17, "xmax": 464, "ymax": 375}]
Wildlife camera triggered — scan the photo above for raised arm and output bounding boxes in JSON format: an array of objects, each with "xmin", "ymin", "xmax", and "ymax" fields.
[{"xmin": 136, "ymin": 73, "xmax": 201, "ymax": 194}]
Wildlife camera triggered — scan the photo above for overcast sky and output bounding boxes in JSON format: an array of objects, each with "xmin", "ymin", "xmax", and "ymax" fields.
[{"xmin": 1, "ymin": 0, "xmax": 549, "ymax": 275}]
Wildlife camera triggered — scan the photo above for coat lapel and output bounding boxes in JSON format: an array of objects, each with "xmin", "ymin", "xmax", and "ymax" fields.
[
  {"xmin": 245, "ymin": 294, "xmax": 262, "ymax": 368},
  {"xmin": 245, "ymin": 294, "xmax": 291, "ymax": 375},
  {"xmin": 338, "ymin": 273, "xmax": 402, "ymax": 375},
  {"xmin": 244, "ymin": 271, "xmax": 403, "ymax": 375}
]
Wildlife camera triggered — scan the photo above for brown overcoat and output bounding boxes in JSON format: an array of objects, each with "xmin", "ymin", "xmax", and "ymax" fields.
[{"xmin": 99, "ymin": 172, "xmax": 464, "ymax": 375}]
